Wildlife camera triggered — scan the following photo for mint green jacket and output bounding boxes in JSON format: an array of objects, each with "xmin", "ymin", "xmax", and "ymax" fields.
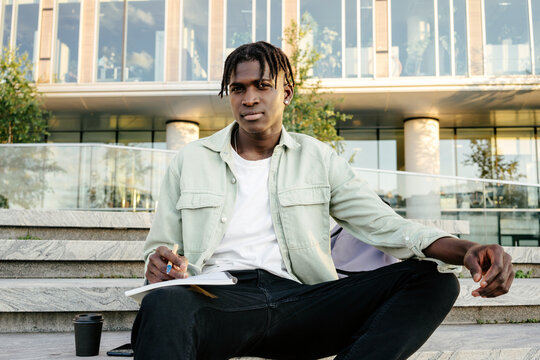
[{"xmin": 144, "ymin": 122, "xmax": 455, "ymax": 284}]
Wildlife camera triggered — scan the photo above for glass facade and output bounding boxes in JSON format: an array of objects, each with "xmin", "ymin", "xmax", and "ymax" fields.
[
  {"xmin": 301, "ymin": 0, "xmax": 343, "ymax": 78},
  {"xmin": 392, "ymin": 0, "xmax": 435, "ymax": 76},
  {"xmin": 226, "ymin": 0, "xmax": 282, "ymax": 55},
  {"xmin": 54, "ymin": 0, "xmax": 80, "ymax": 83},
  {"xmin": 96, "ymin": 0, "xmax": 165, "ymax": 82},
  {"xmin": 533, "ymin": 0, "xmax": 540, "ymax": 75},
  {"xmin": 1, "ymin": 0, "xmax": 40, "ymax": 77},
  {"xmin": 484, "ymin": 0, "xmax": 532, "ymax": 75},
  {"xmin": 181, "ymin": 0, "xmax": 209, "ymax": 80},
  {"xmin": 46, "ymin": 115, "xmax": 167, "ymax": 149},
  {"xmin": 125, "ymin": 0, "xmax": 165, "ymax": 82},
  {"xmin": 1, "ymin": 0, "xmax": 13, "ymax": 49},
  {"xmin": 97, "ymin": 0, "xmax": 124, "ymax": 82}
]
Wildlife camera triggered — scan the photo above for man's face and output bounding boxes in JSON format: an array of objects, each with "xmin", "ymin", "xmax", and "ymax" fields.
[{"xmin": 228, "ymin": 60, "xmax": 293, "ymax": 137}]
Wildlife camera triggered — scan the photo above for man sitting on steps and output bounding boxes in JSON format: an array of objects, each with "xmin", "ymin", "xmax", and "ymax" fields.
[{"xmin": 131, "ymin": 41, "xmax": 514, "ymax": 360}]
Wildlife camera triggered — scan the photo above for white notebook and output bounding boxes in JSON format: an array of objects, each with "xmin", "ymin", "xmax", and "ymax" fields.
[{"xmin": 125, "ymin": 272, "xmax": 238, "ymax": 303}]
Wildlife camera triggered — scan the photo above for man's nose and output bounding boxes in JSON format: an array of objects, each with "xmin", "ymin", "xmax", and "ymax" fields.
[{"xmin": 242, "ymin": 87, "xmax": 259, "ymax": 106}]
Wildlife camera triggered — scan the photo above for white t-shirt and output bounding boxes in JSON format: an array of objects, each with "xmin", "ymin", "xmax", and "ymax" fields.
[{"xmin": 202, "ymin": 149, "xmax": 294, "ymax": 280}]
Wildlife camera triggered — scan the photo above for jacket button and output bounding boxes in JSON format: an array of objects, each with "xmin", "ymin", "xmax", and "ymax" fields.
[
  {"xmin": 231, "ymin": 178, "xmax": 236, "ymax": 184},
  {"xmin": 221, "ymin": 216, "xmax": 227, "ymax": 223}
]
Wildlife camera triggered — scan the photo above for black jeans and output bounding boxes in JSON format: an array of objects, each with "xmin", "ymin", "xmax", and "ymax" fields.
[{"xmin": 131, "ymin": 259, "xmax": 459, "ymax": 360}]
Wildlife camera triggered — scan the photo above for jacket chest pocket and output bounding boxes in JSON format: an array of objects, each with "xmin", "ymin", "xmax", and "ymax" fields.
[
  {"xmin": 176, "ymin": 192, "xmax": 224, "ymax": 253},
  {"xmin": 278, "ymin": 185, "xmax": 330, "ymax": 249}
]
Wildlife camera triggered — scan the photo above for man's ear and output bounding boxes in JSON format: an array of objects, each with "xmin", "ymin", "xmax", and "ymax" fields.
[{"xmin": 284, "ymin": 82, "xmax": 294, "ymax": 104}]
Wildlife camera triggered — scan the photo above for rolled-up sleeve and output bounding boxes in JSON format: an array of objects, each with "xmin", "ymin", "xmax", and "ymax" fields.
[{"xmin": 327, "ymin": 151, "xmax": 458, "ymax": 267}]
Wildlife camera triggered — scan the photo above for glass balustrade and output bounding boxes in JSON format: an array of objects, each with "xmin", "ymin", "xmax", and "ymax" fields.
[{"xmin": 1, "ymin": 144, "xmax": 539, "ymax": 246}]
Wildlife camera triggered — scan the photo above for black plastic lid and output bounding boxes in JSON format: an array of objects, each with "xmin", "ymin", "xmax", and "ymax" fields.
[{"xmin": 73, "ymin": 313, "xmax": 103, "ymax": 322}]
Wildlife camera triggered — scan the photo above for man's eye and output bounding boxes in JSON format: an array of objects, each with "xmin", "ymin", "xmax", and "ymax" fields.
[
  {"xmin": 258, "ymin": 83, "xmax": 270, "ymax": 89},
  {"xmin": 230, "ymin": 87, "xmax": 242, "ymax": 93}
]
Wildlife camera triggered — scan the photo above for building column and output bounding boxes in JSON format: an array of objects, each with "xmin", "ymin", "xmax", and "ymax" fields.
[
  {"xmin": 166, "ymin": 120, "xmax": 199, "ymax": 150},
  {"xmin": 403, "ymin": 118, "xmax": 441, "ymax": 219}
]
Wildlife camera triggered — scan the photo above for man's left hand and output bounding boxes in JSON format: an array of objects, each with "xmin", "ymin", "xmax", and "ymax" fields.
[{"xmin": 463, "ymin": 244, "xmax": 514, "ymax": 298}]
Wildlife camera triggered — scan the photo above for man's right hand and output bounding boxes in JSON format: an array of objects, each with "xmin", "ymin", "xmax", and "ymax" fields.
[{"xmin": 146, "ymin": 246, "xmax": 189, "ymax": 284}]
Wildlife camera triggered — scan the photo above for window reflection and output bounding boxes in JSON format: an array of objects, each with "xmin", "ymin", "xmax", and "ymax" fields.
[
  {"xmin": 255, "ymin": 0, "xmax": 267, "ymax": 42},
  {"xmin": 125, "ymin": 0, "xmax": 165, "ymax": 82},
  {"xmin": 270, "ymin": 0, "xmax": 282, "ymax": 47},
  {"xmin": 226, "ymin": 0, "xmax": 252, "ymax": 52},
  {"xmin": 55, "ymin": 0, "xmax": 80, "ymax": 83},
  {"xmin": 485, "ymin": 0, "xmax": 531, "ymax": 75},
  {"xmin": 182, "ymin": 0, "xmax": 208, "ymax": 80},
  {"xmin": 391, "ymin": 0, "xmax": 435, "ymax": 77},
  {"xmin": 15, "ymin": 0, "xmax": 40, "ymax": 78},
  {"xmin": 301, "ymin": 0, "xmax": 342, "ymax": 78},
  {"xmin": 456, "ymin": 129, "xmax": 495, "ymax": 179},
  {"xmin": 453, "ymin": 0, "xmax": 467, "ymax": 75},
  {"xmin": 360, "ymin": 0, "xmax": 374, "ymax": 77},
  {"xmin": 345, "ymin": 0, "xmax": 357, "ymax": 78},
  {"xmin": 1, "ymin": 1, "xmax": 13, "ymax": 49},
  {"xmin": 439, "ymin": 129, "xmax": 456, "ymax": 176},
  {"xmin": 438, "ymin": 0, "xmax": 451, "ymax": 76},
  {"xmin": 533, "ymin": 0, "xmax": 540, "ymax": 74},
  {"xmin": 97, "ymin": 0, "xmax": 123, "ymax": 82}
]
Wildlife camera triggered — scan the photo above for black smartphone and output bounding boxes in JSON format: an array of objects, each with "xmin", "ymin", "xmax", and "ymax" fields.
[{"xmin": 106, "ymin": 343, "xmax": 134, "ymax": 357}]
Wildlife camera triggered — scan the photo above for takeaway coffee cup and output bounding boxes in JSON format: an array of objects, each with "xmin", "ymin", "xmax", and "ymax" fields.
[{"xmin": 73, "ymin": 313, "xmax": 104, "ymax": 356}]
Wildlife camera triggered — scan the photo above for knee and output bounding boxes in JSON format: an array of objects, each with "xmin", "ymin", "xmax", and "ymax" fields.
[
  {"xmin": 419, "ymin": 262, "xmax": 461, "ymax": 307},
  {"xmin": 139, "ymin": 286, "xmax": 196, "ymax": 317}
]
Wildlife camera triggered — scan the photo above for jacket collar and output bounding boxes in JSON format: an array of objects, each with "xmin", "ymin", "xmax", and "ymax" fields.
[{"xmin": 201, "ymin": 121, "xmax": 300, "ymax": 153}]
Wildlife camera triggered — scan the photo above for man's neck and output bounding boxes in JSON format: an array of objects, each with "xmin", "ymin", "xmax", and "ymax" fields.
[{"xmin": 233, "ymin": 126, "xmax": 281, "ymax": 161}]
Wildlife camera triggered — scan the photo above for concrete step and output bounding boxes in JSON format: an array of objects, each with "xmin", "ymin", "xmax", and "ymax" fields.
[
  {"xmin": 3, "ymin": 238, "xmax": 540, "ymax": 278},
  {"xmin": 0, "ymin": 240, "xmax": 145, "ymax": 278},
  {"xmin": 1, "ymin": 324, "xmax": 540, "ymax": 359},
  {"xmin": 0, "ymin": 209, "xmax": 152, "ymax": 241},
  {"xmin": 0, "ymin": 278, "xmax": 538, "ymax": 333}
]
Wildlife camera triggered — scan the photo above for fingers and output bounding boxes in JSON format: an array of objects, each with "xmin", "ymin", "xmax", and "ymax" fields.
[
  {"xmin": 468, "ymin": 246, "xmax": 514, "ymax": 298},
  {"xmin": 145, "ymin": 245, "xmax": 189, "ymax": 284}
]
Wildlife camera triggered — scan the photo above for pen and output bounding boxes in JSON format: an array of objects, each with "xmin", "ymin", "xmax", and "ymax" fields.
[{"xmin": 166, "ymin": 244, "xmax": 179, "ymax": 275}]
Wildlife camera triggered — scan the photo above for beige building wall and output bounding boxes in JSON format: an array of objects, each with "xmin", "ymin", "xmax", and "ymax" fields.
[
  {"xmin": 375, "ymin": 0, "xmax": 388, "ymax": 78},
  {"xmin": 282, "ymin": 0, "xmax": 298, "ymax": 56},
  {"xmin": 80, "ymin": 0, "xmax": 97, "ymax": 83},
  {"xmin": 37, "ymin": 0, "xmax": 54, "ymax": 83},
  {"xmin": 468, "ymin": 0, "xmax": 484, "ymax": 76},
  {"xmin": 209, "ymin": 0, "xmax": 224, "ymax": 81},
  {"xmin": 166, "ymin": 0, "xmax": 180, "ymax": 82}
]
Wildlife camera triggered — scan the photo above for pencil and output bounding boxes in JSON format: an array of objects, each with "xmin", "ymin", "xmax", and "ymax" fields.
[{"xmin": 166, "ymin": 244, "xmax": 179, "ymax": 275}]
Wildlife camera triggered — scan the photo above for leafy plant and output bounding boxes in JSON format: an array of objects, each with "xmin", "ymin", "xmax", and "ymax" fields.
[
  {"xmin": 0, "ymin": 48, "xmax": 50, "ymax": 144},
  {"xmin": 515, "ymin": 270, "xmax": 532, "ymax": 279}
]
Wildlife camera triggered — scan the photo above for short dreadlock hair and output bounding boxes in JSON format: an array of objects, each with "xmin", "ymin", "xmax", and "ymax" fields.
[{"xmin": 218, "ymin": 41, "xmax": 295, "ymax": 98}]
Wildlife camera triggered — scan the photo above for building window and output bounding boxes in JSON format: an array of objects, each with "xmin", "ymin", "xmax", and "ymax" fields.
[
  {"xmin": 484, "ymin": 0, "xmax": 532, "ymax": 75},
  {"xmin": 533, "ymin": 0, "xmax": 540, "ymax": 74},
  {"xmin": 1, "ymin": 0, "xmax": 13, "ymax": 50},
  {"xmin": 1, "ymin": 0, "xmax": 40, "ymax": 78},
  {"xmin": 302, "ymin": 1, "xmax": 373, "ymax": 79},
  {"xmin": 125, "ymin": 0, "xmax": 165, "ymax": 82},
  {"xmin": 226, "ymin": 0, "xmax": 283, "ymax": 56},
  {"xmin": 96, "ymin": 0, "xmax": 165, "ymax": 82},
  {"xmin": 391, "ymin": 0, "xmax": 467, "ymax": 77},
  {"xmin": 342, "ymin": 0, "xmax": 375, "ymax": 78},
  {"xmin": 181, "ymin": 0, "xmax": 209, "ymax": 80},
  {"xmin": 97, "ymin": 0, "xmax": 124, "ymax": 82},
  {"xmin": 301, "ymin": 0, "xmax": 343, "ymax": 78},
  {"xmin": 54, "ymin": 0, "xmax": 81, "ymax": 83},
  {"xmin": 391, "ymin": 0, "xmax": 436, "ymax": 77},
  {"xmin": 226, "ymin": 0, "xmax": 253, "ymax": 52}
]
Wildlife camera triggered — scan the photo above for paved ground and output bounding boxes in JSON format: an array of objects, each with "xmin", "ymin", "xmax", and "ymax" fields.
[{"xmin": 1, "ymin": 323, "xmax": 540, "ymax": 359}]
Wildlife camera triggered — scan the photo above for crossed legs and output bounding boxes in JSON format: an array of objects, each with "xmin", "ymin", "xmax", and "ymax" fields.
[{"xmin": 131, "ymin": 259, "xmax": 459, "ymax": 360}]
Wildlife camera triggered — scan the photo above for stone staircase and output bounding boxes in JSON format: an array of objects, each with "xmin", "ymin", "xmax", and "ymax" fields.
[{"xmin": 1, "ymin": 209, "xmax": 539, "ymax": 335}]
